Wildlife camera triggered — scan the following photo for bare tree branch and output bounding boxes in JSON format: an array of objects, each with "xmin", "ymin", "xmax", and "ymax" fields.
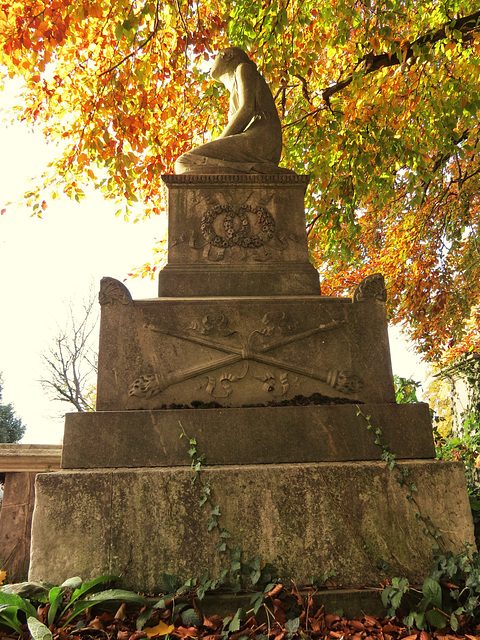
[{"xmin": 39, "ymin": 286, "xmax": 99, "ymax": 413}]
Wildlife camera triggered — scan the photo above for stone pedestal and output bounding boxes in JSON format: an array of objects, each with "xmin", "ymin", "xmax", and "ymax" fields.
[
  {"xmin": 158, "ymin": 174, "xmax": 320, "ymax": 297},
  {"xmin": 30, "ymin": 461, "xmax": 472, "ymax": 593},
  {"xmin": 29, "ymin": 174, "xmax": 475, "ymax": 594}
]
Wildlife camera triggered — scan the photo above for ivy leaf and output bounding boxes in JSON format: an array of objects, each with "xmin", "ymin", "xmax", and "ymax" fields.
[
  {"xmin": 450, "ymin": 613, "xmax": 459, "ymax": 632},
  {"xmin": 286, "ymin": 617, "xmax": 300, "ymax": 633},
  {"xmin": 425, "ymin": 608, "xmax": 447, "ymax": 629},
  {"xmin": 161, "ymin": 574, "xmax": 180, "ymax": 593},
  {"xmin": 225, "ymin": 608, "xmax": 245, "ymax": 632},
  {"xmin": 422, "ymin": 577, "xmax": 443, "ymax": 609},
  {"xmin": 207, "ymin": 517, "xmax": 218, "ymax": 531}
]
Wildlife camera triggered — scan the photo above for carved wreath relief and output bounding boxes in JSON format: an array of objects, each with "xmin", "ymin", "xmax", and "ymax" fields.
[
  {"xmin": 129, "ymin": 312, "xmax": 364, "ymax": 402},
  {"xmin": 172, "ymin": 191, "xmax": 301, "ymax": 262}
]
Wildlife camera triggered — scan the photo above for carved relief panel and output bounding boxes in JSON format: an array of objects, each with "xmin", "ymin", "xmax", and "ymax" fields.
[
  {"xmin": 128, "ymin": 309, "xmax": 363, "ymax": 406},
  {"xmin": 96, "ymin": 276, "xmax": 395, "ymax": 411},
  {"xmin": 163, "ymin": 175, "xmax": 311, "ymax": 266}
]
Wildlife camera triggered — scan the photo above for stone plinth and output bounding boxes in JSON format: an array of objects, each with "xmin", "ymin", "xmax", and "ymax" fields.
[
  {"xmin": 61, "ymin": 403, "xmax": 435, "ymax": 469},
  {"xmin": 29, "ymin": 460, "xmax": 474, "ymax": 593},
  {"xmin": 158, "ymin": 174, "xmax": 320, "ymax": 297}
]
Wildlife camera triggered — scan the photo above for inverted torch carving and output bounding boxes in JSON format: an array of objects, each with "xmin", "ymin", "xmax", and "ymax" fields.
[{"xmin": 129, "ymin": 314, "xmax": 363, "ymax": 401}]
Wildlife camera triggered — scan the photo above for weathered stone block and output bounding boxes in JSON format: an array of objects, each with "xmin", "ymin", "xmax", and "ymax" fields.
[
  {"xmin": 158, "ymin": 174, "xmax": 320, "ymax": 297},
  {"xmin": 29, "ymin": 471, "xmax": 112, "ymax": 580},
  {"xmin": 61, "ymin": 403, "xmax": 435, "ymax": 469},
  {"xmin": 29, "ymin": 460, "xmax": 474, "ymax": 592},
  {"xmin": 97, "ymin": 285, "xmax": 395, "ymax": 410}
]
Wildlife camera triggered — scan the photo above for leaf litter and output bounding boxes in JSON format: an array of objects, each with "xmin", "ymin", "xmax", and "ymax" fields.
[{"xmin": 2, "ymin": 585, "xmax": 480, "ymax": 640}]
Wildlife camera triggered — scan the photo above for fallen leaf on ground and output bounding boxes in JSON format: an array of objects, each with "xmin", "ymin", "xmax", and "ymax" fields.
[{"xmin": 143, "ymin": 621, "xmax": 175, "ymax": 638}]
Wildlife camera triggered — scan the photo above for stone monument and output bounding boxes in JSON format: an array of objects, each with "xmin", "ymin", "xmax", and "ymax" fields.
[{"xmin": 29, "ymin": 48, "xmax": 474, "ymax": 598}]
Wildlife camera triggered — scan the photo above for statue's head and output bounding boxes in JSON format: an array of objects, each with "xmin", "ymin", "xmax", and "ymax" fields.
[{"xmin": 211, "ymin": 47, "xmax": 253, "ymax": 80}]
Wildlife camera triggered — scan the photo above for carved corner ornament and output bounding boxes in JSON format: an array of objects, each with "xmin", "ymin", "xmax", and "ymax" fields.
[
  {"xmin": 353, "ymin": 273, "xmax": 387, "ymax": 304},
  {"xmin": 99, "ymin": 277, "xmax": 133, "ymax": 307}
]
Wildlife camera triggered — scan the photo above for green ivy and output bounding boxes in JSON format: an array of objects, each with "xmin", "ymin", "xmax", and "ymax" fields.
[
  {"xmin": 382, "ymin": 546, "xmax": 480, "ymax": 631},
  {"xmin": 178, "ymin": 421, "xmax": 279, "ymax": 598}
]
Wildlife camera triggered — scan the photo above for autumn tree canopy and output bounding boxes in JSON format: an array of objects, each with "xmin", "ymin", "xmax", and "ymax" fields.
[{"xmin": 1, "ymin": 0, "xmax": 480, "ymax": 363}]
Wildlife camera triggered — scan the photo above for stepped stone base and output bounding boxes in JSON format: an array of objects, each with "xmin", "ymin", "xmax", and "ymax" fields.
[
  {"xmin": 29, "ymin": 460, "xmax": 474, "ymax": 593},
  {"xmin": 28, "ymin": 172, "xmax": 476, "ymax": 595},
  {"xmin": 61, "ymin": 403, "xmax": 435, "ymax": 469}
]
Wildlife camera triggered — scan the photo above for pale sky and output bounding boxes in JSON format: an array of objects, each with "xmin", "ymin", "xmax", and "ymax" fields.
[
  {"xmin": 0, "ymin": 86, "xmax": 427, "ymax": 445},
  {"xmin": 0, "ymin": 107, "xmax": 164, "ymax": 443}
]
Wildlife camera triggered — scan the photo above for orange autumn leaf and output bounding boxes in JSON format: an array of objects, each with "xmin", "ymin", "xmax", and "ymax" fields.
[{"xmin": 143, "ymin": 621, "xmax": 175, "ymax": 637}]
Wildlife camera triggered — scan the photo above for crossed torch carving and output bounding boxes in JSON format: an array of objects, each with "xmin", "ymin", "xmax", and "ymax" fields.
[{"xmin": 129, "ymin": 318, "xmax": 364, "ymax": 400}]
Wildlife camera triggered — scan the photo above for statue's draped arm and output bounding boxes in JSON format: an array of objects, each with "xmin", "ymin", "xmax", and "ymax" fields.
[{"xmin": 218, "ymin": 63, "xmax": 257, "ymax": 139}]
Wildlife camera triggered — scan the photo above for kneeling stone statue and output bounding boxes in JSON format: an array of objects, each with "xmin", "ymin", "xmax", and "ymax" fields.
[{"xmin": 174, "ymin": 47, "xmax": 290, "ymax": 175}]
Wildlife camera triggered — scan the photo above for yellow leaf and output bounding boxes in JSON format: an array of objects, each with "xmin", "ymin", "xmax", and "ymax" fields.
[
  {"xmin": 144, "ymin": 621, "xmax": 175, "ymax": 637},
  {"xmin": 0, "ymin": 570, "xmax": 7, "ymax": 585}
]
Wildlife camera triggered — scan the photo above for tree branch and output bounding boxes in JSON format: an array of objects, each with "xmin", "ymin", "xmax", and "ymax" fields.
[
  {"xmin": 322, "ymin": 11, "xmax": 480, "ymax": 104},
  {"xmin": 99, "ymin": 0, "xmax": 161, "ymax": 77},
  {"xmin": 420, "ymin": 128, "xmax": 471, "ymax": 203},
  {"xmin": 39, "ymin": 287, "xmax": 99, "ymax": 414}
]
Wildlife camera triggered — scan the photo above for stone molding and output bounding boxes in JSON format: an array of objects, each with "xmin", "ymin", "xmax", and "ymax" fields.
[
  {"xmin": 0, "ymin": 444, "xmax": 62, "ymax": 472},
  {"xmin": 161, "ymin": 173, "xmax": 310, "ymax": 186}
]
